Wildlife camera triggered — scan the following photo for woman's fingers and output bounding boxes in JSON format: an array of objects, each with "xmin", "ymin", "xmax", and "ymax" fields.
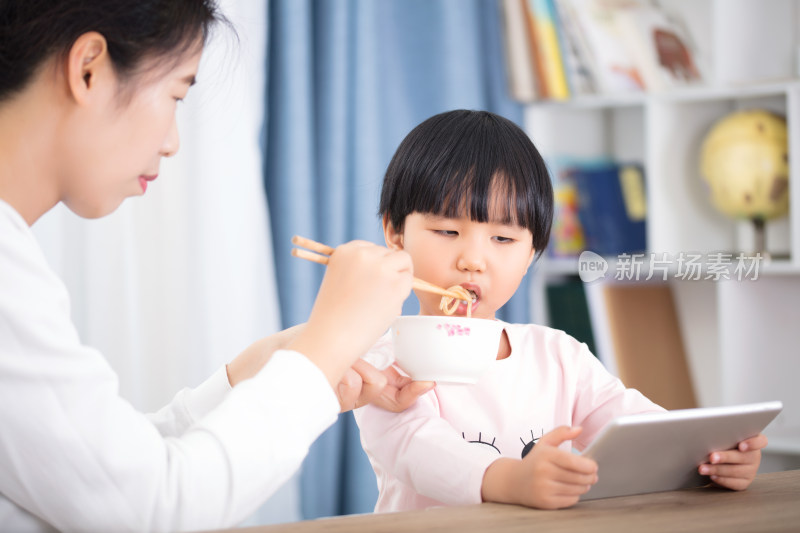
[
  {"xmin": 346, "ymin": 359, "xmax": 388, "ymax": 410},
  {"xmin": 338, "ymin": 359, "xmax": 434, "ymax": 413},
  {"xmin": 288, "ymin": 241, "xmax": 413, "ymax": 387},
  {"xmin": 390, "ymin": 379, "xmax": 436, "ymax": 411},
  {"xmin": 336, "ymin": 367, "xmax": 363, "ymax": 412}
]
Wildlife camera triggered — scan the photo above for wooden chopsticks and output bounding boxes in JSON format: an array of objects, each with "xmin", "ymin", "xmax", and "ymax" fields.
[{"xmin": 291, "ymin": 235, "xmax": 468, "ymax": 300}]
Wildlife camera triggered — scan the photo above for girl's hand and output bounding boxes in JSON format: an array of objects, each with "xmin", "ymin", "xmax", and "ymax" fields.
[
  {"xmin": 698, "ymin": 433, "xmax": 768, "ymax": 491},
  {"xmin": 336, "ymin": 359, "xmax": 435, "ymax": 413},
  {"xmin": 288, "ymin": 241, "xmax": 413, "ymax": 388},
  {"xmin": 482, "ymin": 426, "xmax": 598, "ymax": 510}
]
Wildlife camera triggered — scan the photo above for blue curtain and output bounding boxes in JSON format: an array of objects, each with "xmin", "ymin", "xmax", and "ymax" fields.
[{"xmin": 263, "ymin": 0, "xmax": 529, "ymax": 519}]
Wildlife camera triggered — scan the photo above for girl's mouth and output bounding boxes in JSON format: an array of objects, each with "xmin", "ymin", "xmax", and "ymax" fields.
[{"xmin": 456, "ymin": 286, "xmax": 480, "ymax": 316}]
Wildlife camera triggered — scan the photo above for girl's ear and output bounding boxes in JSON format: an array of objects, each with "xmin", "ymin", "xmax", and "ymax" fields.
[
  {"xmin": 383, "ymin": 215, "xmax": 404, "ymax": 250},
  {"xmin": 66, "ymin": 32, "xmax": 112, "ymax": 106}
]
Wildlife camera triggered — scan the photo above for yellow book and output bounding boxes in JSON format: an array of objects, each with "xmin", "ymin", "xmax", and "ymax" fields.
[{"xmin": 529, "ymin": 0, "xmax": 570, "ymax": 99}]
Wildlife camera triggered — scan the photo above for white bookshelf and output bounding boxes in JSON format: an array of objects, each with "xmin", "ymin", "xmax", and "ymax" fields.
[{"xmin": 526, "ymin": 0, "xmax": 800, "ymax": 465}]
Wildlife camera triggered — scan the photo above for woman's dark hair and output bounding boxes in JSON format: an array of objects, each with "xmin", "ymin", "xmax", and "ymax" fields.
[
  {"xmin": 0, "ymin": 0, "xmax": 225, "ymax": 103},
  {"xmin": 379, "ymin": 109, "xmax": 554, "ymax": 255}
]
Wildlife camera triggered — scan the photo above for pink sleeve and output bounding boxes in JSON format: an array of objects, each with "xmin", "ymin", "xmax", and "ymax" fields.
[
  {"xmin": 354, "ymin": 388, "xmax": 501, "ymax": 506},
  {"xmin": 569, "ymin": 343, "xmax": 666, "ymax": 450}
]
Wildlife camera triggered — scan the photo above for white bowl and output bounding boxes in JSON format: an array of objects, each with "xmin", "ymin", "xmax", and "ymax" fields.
[{"xmin": 391, "ymin": 315, "xmax": 504, "ymax": 384}]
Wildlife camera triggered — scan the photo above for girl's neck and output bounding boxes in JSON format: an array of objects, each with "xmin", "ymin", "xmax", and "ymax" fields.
[{"xmin": 496, "ymin": 329, "xmax": 511, "ymax": 360}]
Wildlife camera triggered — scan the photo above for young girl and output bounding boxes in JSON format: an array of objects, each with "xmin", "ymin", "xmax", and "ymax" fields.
[
  {"xmin": 354, "ymin": 109, "xmax": 768, "ymax": 511},
  {"xmin": 0, "ymin": 1, "xmax": 428, "ymax": 530}
]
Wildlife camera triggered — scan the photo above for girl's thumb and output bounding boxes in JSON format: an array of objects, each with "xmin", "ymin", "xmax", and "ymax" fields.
[{"xmin": 538, "ymin": 425, "xmax": 583, "ymax": 447}]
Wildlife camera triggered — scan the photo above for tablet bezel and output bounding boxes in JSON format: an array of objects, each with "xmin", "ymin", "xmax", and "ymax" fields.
[{"xmin": 579, "ymin": 400, "xmax": 783, "ymax": 501}]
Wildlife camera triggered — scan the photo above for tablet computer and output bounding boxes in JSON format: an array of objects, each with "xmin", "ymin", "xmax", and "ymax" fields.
[{"xmin": 580, "ymin": 400, "xmax": 783, "ymax": 501}]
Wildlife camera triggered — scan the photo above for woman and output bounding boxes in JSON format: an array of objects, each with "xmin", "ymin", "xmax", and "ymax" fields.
[{"xmin": 0, "ymin": 1, "xmax": 429, "ymax": 530}]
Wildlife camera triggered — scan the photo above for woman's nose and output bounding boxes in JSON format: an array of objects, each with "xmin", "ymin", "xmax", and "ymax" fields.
[{"xmin": 160, "ymin": 118, "xmax": 181, "ymax": 158}]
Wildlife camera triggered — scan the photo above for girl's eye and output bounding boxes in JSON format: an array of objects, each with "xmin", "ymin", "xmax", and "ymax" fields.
[
  {"xmin": 433, "ymin": 229, "xmax": 458, "ymax": 236},
  {"xmin": 494, "ymin": 236, "xmax": 515, "ymax": 243}
]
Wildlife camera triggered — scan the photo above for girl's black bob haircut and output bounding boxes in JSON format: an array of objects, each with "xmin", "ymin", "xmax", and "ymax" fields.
[{"xmin": 379, "ymin": 109, "xmax": 553, "ymax": 255}]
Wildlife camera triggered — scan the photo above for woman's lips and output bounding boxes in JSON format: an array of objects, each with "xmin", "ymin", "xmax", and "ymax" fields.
[{"xmin": 139, "ymin": 174, "xmax": 158, "ymax": 193}]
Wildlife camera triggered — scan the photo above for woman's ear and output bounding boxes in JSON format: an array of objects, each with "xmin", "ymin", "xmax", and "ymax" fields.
[
  {"xmin": 66, "ymin": 32, "xmax": 111, "ymax": 105},
  {"xmin": 383, "ymin": 215, "xmax": 404, "ymax": 250}
]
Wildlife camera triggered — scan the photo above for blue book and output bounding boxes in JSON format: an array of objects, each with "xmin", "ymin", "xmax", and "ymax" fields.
[{"xmin": 568, "ymin": 162, "xmax": 647, "ymax": 257}]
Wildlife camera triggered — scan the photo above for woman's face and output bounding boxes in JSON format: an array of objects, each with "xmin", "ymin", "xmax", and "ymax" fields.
[{"xmin": 59, "ymin": 48, "xmax": 202, "ymax": 218}]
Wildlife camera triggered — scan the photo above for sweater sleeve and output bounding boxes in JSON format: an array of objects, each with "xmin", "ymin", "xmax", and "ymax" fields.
[
  {"xmin": 0, "ymin": 212, "xmax": 339, "ymax": 532},
  {"xmin": 354, "ymin": 387, "xmax": 501, "ymax": 507},
  {"xmin": 146, "ymin": 366, "xmax": 232, "ymax": 438},
  {"xmin": 568, "ymin": 340, "xmax": 666, "ymax": 450}
]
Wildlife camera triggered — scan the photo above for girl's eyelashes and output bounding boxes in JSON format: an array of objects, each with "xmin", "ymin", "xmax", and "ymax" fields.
[{"xmin": 430, "ymin": 230, "xmax": 518, "ymax": 242}]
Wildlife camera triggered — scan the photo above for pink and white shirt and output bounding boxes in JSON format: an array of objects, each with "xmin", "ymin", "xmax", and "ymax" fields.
[{"xmin": 354, "ymin": 322, "xmax": 664, "ymax": 512}]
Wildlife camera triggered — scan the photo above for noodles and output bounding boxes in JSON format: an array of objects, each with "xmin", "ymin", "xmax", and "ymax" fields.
[{"xmin": 439, "ymin": 286, "xmax": 475, "ymax": 318}]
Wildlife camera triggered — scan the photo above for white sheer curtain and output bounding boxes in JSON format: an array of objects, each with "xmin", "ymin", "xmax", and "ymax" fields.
[{"xmin": 31, "ymin": 0, "xmax": 300, "ymax": 526}]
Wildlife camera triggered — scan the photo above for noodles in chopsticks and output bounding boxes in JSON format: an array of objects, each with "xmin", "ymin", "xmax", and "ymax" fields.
[{"xmin": 439, "ymin": 286, "xmax": 474, "ymax": 318}]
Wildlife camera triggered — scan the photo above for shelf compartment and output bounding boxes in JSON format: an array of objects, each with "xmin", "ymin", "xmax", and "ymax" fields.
[
  {"xmin": 647, "ymin": 91, "xmax": 793, "ymax": 261},
  {"xmin": 718, "ymin": 278, "xmax": 800, "ymax": 437}
]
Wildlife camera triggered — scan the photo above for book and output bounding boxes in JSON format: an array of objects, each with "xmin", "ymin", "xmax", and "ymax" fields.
[
  {"xmin": 551, "ymin": 181, "xmax": 586, "ymax": 257},
  {"xmin": 547, "ymin": 157, "xmax": 587, "ymax": 258},
  {"xmin": 500, "ymin": 0, "xmax": 539, "ymax": 101},
  {"xmin": 528, "ymin": 0, "xmax": 571, "ymax": 100},
  {"xmin": 552, "ymin": 0, "xmax": 598, "ymax": 95},
  {"xmin": 500, "ymin": 0, "xmax": 705, "ymax": 97},
  {"xmin": 522, "ymin": 0, "xmax": 550, "ymax": 98},
  {"xmin": 546, "ymin": 277, "xmax": 597, "ymax": 355},
  {"xmin": 557, "ymin": 0, "xmax": 645, "ymax": 93},
  {"xmin": 615, "ymin": 4, "xmax": 703, "ymax": 91},
  {"xmin": 568, "ymin": 162, "xmax": 647, "ymax": 257},
  {"xmin": 602, "ymin": 283, "xmax": 697, "ymax": 410}
]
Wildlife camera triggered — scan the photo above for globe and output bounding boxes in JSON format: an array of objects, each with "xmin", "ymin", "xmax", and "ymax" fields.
[
  {"xmin": 700, "ymin": 109, "xmax": 789, "ymax": 219},
  {"xmin": 700, "ymin": 109, "xmax": 789, "ymax": 254}
]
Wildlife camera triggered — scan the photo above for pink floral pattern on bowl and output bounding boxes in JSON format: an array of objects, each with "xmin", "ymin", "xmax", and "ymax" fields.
[{"xmin": 436, "ymin": 323, "xmax": 471, "ymax": 337}]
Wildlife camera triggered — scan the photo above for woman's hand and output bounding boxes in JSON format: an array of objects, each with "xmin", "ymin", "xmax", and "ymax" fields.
[
  {"xmin": 698, "ymin": 433, "xmax": 768, "ymax": 491},
  {"xmin": 336, "ymin": 359, "xmax": 435, "ymax": 412},
  {"xmin": 288, "ymin": 241, "xmax": 413, "ymax": 388}
]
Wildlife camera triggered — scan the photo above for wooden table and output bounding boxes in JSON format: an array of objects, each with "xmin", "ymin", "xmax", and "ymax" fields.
[{"xmin": 219, "ymin": 470, "xmax": 800, "ymax": 533}]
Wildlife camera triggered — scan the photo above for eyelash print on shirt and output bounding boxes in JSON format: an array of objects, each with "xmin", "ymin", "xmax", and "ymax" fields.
[
  {"xmin": 520, "ymin": 429, "xmax": 544, "ymax": 458},
  {"xmin": 462, "ymin": 432, "xmax": 501, "ymax": 454}
]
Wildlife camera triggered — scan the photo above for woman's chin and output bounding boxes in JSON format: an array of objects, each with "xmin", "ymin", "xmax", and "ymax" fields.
[{"xmin": 65, "ymin": 198, "xmax": 124, "ymax": 219}]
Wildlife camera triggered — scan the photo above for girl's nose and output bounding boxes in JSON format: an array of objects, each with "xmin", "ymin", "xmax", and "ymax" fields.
[{"xmin": 457, "ymin": 252, "xmax": 486, "ymax": 273}]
